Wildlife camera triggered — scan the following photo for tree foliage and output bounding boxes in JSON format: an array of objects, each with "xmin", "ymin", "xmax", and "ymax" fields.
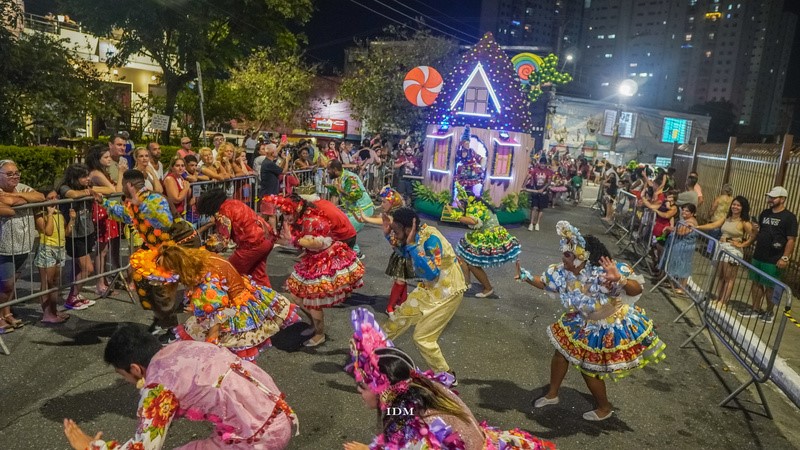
[
  {"xmin": 0, "ymin": 0, "xmax": 115, "ymax": 144},
  {"xmin": 62, "ymin": 0, "xmax": 313, "ymax": 140},
  {"xmin": 339, "ymin": 28, "xmax": 459, "ymax": 134},
  {"xmin": 225, "ymin": 50, "xmax": 316, "ymax": 130}
]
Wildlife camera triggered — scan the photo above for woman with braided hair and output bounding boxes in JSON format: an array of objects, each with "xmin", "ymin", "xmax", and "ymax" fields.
[
  {"xmin": 344, "ymin": 308, "xmax": 555, "ymax": 450},
  {"xmin": 517, "ymin": 221, "xmax": 665, "ymax": 421}
]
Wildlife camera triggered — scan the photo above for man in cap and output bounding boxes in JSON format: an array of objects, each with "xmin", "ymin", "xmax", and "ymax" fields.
[{"xmin": 739, "ymin": 186, "xmax": 797, "ymax": 323}]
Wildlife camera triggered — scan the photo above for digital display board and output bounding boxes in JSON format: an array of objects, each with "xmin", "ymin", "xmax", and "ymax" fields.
[{"xmin": 662, "ymin": 117, "xmax": 692, "ymax": 144}]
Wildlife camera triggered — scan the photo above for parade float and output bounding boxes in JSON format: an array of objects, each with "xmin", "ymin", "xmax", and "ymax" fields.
[{"xmin": 412, "ymin": 33, "xmax": 539, "ymax": 224}]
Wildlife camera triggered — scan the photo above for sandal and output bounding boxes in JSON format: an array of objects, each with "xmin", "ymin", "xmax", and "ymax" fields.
[
  {"xmin": 0, "ymin": 319, "xmax": 15, "ymax": 334},
  {"xmin": 303, "ymin": 335, "xmax": 326, "ymax": 347},
  {"xmin": 4, "ymin": 314, "xmax": 24, "ymax": 328}
]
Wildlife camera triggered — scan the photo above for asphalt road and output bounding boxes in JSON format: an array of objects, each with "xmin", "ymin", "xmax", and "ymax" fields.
[{"xmin": 1, "ymin": 203, "xmax": 799, "ymax": 449}]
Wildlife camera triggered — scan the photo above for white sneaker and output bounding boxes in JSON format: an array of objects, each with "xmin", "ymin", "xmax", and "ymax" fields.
[
  {"xmin": 533, "ymin": 396, "xmax": 559, "ymax": 408},
  {"xmin": 528, "ymin": 223, "xmax": 534, "ymax": 231},
  {"xmin": 535, "ymin": 223, "xmax": 540, "ymax": 231}
]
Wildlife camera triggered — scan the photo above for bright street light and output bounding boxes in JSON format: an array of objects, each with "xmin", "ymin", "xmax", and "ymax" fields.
[
  {"xmin": 566, "ymin": 54, "xmax": 574, "ymax": 62},
  {"xmin": 618, "ymin": 79, "xmax": 638, "ymax": 97}
]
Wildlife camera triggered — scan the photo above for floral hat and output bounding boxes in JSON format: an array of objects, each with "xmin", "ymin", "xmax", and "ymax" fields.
[
  {"xmin": 349, "ymin": 308, "xmax": 455, "ymax": 404},
  {"xmin": 264, "ymin": 195, "xmax": 301, "ymax": 215},
  {"xmin": 556, "ymin": 220, "xmax": 589, "ymax": 262},
  {"xmin": 349, "ymin": 308, "xmax": 395, "ymax": 395},
  {"xmin": 378, "ymin": 186, "xmax": 404, "ymax": 210},
  {"xmin": 130, "ymin": 247, "xmax": 179, "ymax": 284}
]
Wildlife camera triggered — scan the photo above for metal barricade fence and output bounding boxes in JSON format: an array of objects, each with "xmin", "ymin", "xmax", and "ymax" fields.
[
  {"xmin": 0, "ymin": 195, "xmax": 135, "ymax": 355},
  {"xmin": 629, "ymin": 208, "xmax": 657, "ymax": 273},
  {"xmin": 604, "ymin": 190, "xmax": 638, "ymax": 244},
  {"xmin": 185, "ymin": 175, "xmax": 258, "ymax": 226},
  {"xmin": 655, "ymin": 221, "xmax": 793, "ymax": 418}
]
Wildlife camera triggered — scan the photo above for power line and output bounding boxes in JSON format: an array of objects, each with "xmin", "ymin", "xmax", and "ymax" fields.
[
  {"xmin": 384, "ymin": 0, "xmax": 478, "ymax": 41},
  {"xmin": 406, "ymin": 0, "xmax": 479, "ymax": 34},
  {"xmin": 366, "ymin": 0, "xmax": 474, "ymax": 43},
  {"xmin": 347, "ymin": 0, "xmax": 471, "ymax": 43}
]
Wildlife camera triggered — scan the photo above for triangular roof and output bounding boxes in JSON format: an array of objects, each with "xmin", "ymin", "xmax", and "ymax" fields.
[{"xmin": 428, "ymin": 32, "xmax": 532, "ymax": 133}]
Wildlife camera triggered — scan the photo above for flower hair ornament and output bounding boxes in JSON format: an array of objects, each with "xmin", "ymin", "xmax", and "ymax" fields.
[
  {"xmin": 264, "ymin": 195, "xmax": 301, "ymax": 215},
  {"xmin": 130, "ymin": 247, "xmax": 179, "ymax": 284},
  {"xmin": 379, "ymin": 186, "xmax": 404, "ymax": 211},
  {"xmin": 556, "ymin": 220, "xmax": 589, "ymax": 262}
]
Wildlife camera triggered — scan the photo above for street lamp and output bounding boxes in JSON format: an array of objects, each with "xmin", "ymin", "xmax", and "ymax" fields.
[{"xmin": 609, "ymin": 79, "xmax": 637, "ymax": 156}]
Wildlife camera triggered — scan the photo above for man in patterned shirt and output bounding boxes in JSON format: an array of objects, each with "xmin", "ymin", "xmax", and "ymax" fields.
[
  {"xmin": 102, "ymin": 170, "xmax": 200, "ymax": 338},
  {"xmin": 326, "ymin": 159, "xmax": 374, "ymax": 257}
]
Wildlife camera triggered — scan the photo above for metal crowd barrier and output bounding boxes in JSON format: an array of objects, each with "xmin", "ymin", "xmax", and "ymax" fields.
[
  {"xmin": 655, "ymin": 221, "xmax": 793, "ymax": 418},
  {"xmin": 628, "ymin": 208, "xmax": 657, "ymax": 273},
  {"xmin": 185, "ymin": 175, "xmax": 258, "ymax": 227},
  {"xmin": 604, "ymin": 189, "xmax": 638, "ymax": 245},
  {"xmin": 0, "ymin": 195, "xmax": 135, "ymax": 355}
]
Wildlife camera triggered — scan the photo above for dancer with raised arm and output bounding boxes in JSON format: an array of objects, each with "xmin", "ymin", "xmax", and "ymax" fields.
[{"xmin": 518, "ymin": 221, "xmax": 665, "ymax": 421}]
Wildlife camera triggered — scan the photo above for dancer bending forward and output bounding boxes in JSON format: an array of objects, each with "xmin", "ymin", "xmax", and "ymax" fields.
[
  {"xmin": 518, "ymin": 221, "xmax": 665, "ymax": 421},
  {"xmin": 146, "ymin": 244, "xmax": 300, "ymax": 360},
  {"xmin": 344, "ymin": 308, "xmax": 555, "ymax": 450},
  {"xmin": 272, "ymin": 195, "xmax": 365, "ymax": 347}
]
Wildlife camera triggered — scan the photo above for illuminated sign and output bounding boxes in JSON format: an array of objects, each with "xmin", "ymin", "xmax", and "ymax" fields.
[
  {"xmin": 704, "ymin": 12, "xmax": 722, "ymax": 20},
  {"xmin": 662, "ymin": 117, "xmax": 692, "ymax": 144},
  {"xmin": 305, "ymin": 118, "xmax": 347, "ymax": 138}
]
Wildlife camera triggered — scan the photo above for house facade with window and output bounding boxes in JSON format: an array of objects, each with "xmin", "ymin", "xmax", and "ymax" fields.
[{"xmin": 422, "ymin": 32, "xmax": 535, "ymax": 206}]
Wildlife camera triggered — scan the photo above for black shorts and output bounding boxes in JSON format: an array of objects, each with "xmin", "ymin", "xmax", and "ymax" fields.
[
  {"xmin": 343, "ymin": 236, "xmax": 357, "ymax": 249},
  {"xmin": 66, "ymin": 234, "xmax": 96, "ymax": 258},
  {"xmin": 529, "ymin": 192, "xmax": 549, "ymax": 210},
  {"xmin": 0, "ymin": 253, "xmax": 29, "ymax": 285}
]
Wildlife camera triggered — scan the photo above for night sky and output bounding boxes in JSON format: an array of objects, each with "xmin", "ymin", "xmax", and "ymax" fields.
[{"xmin": 23, "ymin": 0, "xmax": 800, "ymax": 96}]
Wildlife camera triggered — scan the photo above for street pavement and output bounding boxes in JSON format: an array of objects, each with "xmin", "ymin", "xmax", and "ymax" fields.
[{"xmin": 1, "ymin": 199, "xmax": 800, "ymax": 449}]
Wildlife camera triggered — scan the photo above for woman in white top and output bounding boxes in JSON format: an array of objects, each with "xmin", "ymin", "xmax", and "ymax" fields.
[
  {"xmin": 133, "ymin": 147, "xmax": 163, "ymax": 194},
  {"xmin": 695, "ymin": 195, "xmax": 754, "ymax": 306}
]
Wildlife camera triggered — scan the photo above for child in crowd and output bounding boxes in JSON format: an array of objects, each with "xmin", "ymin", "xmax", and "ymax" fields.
[{"xmin": 33, "ymin": 188, "xmax": 75, "ymax": 323}]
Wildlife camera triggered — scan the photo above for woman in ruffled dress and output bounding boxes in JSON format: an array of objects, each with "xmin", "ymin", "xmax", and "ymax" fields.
[
  {"xmin": 142, "ymin": 244, "xmax": 300, "ymax": 360},
  {"xmin": 344, "ymin": 308, "xmax": 556, "ymax": 450},
  {"xmin": 355, "ymin": 186, "xmax": 414, "ymax": 314},
  {"xmin": 518, "ymin": 221, "xmax": 665, "ymax": 421},
  {"xmin": 270, "ymin": 195, "xmax": 365, "ymax": 347},
  {"xmin": 453, "ymin": 184, "xmax": 521, "ymax": 298}
]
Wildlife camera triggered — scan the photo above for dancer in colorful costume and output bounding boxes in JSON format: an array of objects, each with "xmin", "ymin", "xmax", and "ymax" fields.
[
  {"xmin": 355, "ymin": 186, "xmax": 414, "ymax": 314},
  {"xmin": 196, "ymin": 188, "xmax": 276, "ymax": 288},
  {"xmin": 326, "ymin": 159, "xmax": 374, "ymax": 256},
  {"xmin": 518, "ymin": 221, "xmax": 665, "ymax": 421},
  {"xmin": 454, "ymin": 127, "xmax": 485, "ymax": 197},
  {"xmin": 451, "ymin": 183, "xmax": 521, "ymax": 298},
  {"xmin": 103, "ymin": 170, "xmax": 201, "ymax": 335},
  {"xmin": 270, "ymin": 194, "xmax": 365, "ymax": 347},
  {"xmin": 63, "ymin": 324, "xmax": 298, "ymax": 450},
  {"xmin": 382, "ymin": 207, "xmax": 466, "ymax": 381},
  {"xmin": 142, "ymin": 244, "xmax": 300, "ymax": 360},
  {"xmin": 344, "ymin": 308, "xmax": 556, "ymax": 450}
]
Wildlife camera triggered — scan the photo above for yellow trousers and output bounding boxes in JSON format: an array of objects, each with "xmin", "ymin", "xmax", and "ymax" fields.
[{"xmin": 384, "ymin": 288, "xmax": 464, "ymax": 372}]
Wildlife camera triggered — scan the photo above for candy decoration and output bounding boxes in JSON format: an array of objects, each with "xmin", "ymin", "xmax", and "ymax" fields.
[
  {"xmin": 511, "ymin": 53, "xmax": 544, "ymax": 85},
  {"xmin": 403, "ymin": 66, "xmax": 443, "ymax": 107}
]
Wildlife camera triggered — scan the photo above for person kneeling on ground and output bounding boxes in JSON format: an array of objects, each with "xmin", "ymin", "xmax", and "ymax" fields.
[{"xmin": 63, "ymin": 324, "xmax": 298, "ymax": 450}]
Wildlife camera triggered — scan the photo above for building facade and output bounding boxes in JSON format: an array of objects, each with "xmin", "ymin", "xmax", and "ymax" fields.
[{"xmin": 481, "ymin": 0, "xmax": 796, "ymax": 136}]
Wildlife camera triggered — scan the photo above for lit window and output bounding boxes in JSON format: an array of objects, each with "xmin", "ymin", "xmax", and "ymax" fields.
[
  {"xmin": 708, "ymin": 32, "xmax": 715, "ymax": 39},
  {"xmin": 492, "ymin": 144, "xmax": 514, "ymax": 178},
  {"xmin": 605, "ymin": 53, "xmax": 613, "ymax": 58},
  {"xmin": 432, "ymin": 138, "xmax": 452, "ymax": 171},
  {"xmin": 648, "ymin": 73, "xmax": 654, "ymax": 77},
  {"xmin": 598, "ymin": 34, "xmax": 605, "ymax": 39},
  {"xmin": 705, "ymin": 51, "xmax": 712, "ymax": 57},
  {"xmin": 685, "ymin": 33, "xmax": 692, "ymax": 41},
  {"xmin": 678, "ymin": 86, "xmax": 684, "ymax": 92},
  {"xmin": 677, "ymin": 95, "xmax": 682, "ymax": 101},
  {"xmin": 630, "ymin": 63, "xmax": 638, "ymax": 67},
  {"xmin": 608, "ymin": 34, "xmax": 616, "ymax": 38},
  {"xmin": 639, "ymin": 72, "xmax": 648, "ymax": 77},
  {"xmin": 463, "ymin": 87, "xmax": 489, "ymax": 114},
  {"xmin": 601, "ymin": 82, "xmax": 610, "ymax": 86}
]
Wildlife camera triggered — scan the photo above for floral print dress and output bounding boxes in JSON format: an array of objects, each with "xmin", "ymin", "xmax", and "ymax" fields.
[{"xmin": 542, "ymin": 261, "xmax": 666, "ymax": 379}]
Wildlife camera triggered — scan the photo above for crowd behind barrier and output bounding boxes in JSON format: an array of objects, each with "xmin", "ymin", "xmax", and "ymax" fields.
[
  {"xmin": 652, "ymin": 221, "xmax": 793, "ymax": 417},
  {"xmin": 0, "ymin": 195, "xmax": 135, "ymax": 355}
]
